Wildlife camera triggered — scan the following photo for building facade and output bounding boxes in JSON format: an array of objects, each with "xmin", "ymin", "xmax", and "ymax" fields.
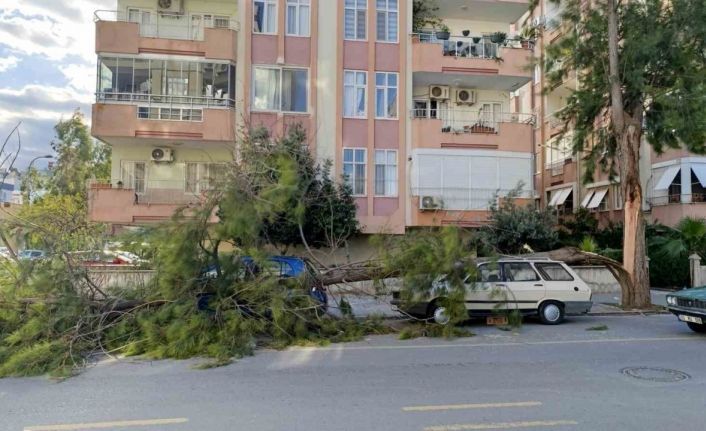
[
  {"xmin": 525, "ymin": 0, "xmax": 706, "ymax": 228},
  {"xmin": 89, "ymin": 0, "xmax": 536, "ymax": 233}
]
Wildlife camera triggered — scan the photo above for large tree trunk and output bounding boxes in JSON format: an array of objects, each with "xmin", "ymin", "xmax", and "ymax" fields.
[
  {"xmin": 607, "ymin": 0, "xmax": 651, "ymax": 309},
  {"xmin": 619, "ymin": 120, "xmax": 651, "ymax": 308}
]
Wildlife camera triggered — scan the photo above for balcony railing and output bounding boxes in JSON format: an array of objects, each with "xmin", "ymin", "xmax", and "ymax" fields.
[
  {"xmin": 414, "ymin": 32, "xmax": 533, "ymax": 60},
  {"xmin": 96, "ymin": 92, "xmax": 235, "ymax": 109},
  {"xmin": 94, "ymin": 10, "xmax": 239, "ymax": 41},
  {"xmin": 411, "ymin": 109, "xmax": 535, "ymax": 134},
  {"xmin": 414, "ymin": 187, "xmax": 534, "ymax": 211},
  {"xmin": 648, "ymin": 194, "xmax": 706, "ymax": 206},
  {"xmin": 90, "ymin": 180, "xmax": 225, "ymax": 206}
]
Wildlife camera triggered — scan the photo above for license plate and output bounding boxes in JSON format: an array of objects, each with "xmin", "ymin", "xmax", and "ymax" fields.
[
  {"xmin": 486, "ymin": 316, "xmax": 508, "ymax": 326},
  {"xmin": 679, "ymin": 315, "xmax": 703, "ymax": 324}
]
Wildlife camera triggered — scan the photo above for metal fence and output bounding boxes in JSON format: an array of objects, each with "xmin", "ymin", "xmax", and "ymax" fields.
[
  {"xmin": 413, "ymin": 32, "xmax": 532, "ymax": 59},
  {"xmin": 411, "ymin": 109, "xmax": 534, "ymax": 134},
  {"xmin": 94, "ymin": 10, "xmax": 239, "ymax": 41}
]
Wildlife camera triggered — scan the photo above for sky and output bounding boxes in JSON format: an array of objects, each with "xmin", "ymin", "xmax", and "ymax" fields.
[{"xmin": 0, "ymin": 0, "xmax": 112, "ymax": 168}]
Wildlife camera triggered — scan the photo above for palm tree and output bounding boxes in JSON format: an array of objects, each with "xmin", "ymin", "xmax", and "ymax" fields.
[{"xmin": 650, "ymin": 218, "xmax": 706, "ymax": 261}]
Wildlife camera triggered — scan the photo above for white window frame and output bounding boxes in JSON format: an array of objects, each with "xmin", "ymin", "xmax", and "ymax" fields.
[
  {"xmin": 286, "ymin": 0, "xmax": 310, "ymax": 36},
  {"xmin": 252, "ymin": 65, "xmax": 310, "ymax": 113},
  {"xmin": 343, "ymin": 148, "xmax": 367, "ymax": 196},
  {"xmin": 185, "ymin": 162, "xmax": 227, "ymax": 194},
  {"xmin": 120, "ymin": 161, "xmax": 147, "ymax": 195},
  {"xmin": 138, "ymin": 107, "xmax": 203, "ymax": 122},
  {"xmin": 343, "ymin": 70, "xmax": 367, "ymax": 118},
  {"xmin": 344, "ymin": 0, "xmax": 367, "ymax": 41},
  {"xmin": 376, "ymin": 0, "xmax": 398, "ymax": 43},
  {"xmin": 374, "ymin": 149, "xmax": 398, "ymax": 197},
  {"xmin": 253, "ymin": 0, "xmax": 278, "ymax": 34},
  {"xmin": 375, "ymin": 72, "xmax": 398, "ymax": 119}
]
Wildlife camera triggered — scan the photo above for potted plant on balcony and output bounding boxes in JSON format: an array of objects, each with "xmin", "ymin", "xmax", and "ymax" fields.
[
  {"xmin": 412, "ymin": 0, "xmax": 442, "ymax": 35},
  {"xmin": 462, "ymin": 30, "xmax": 470, "ymax": 37},
  {"xmin": 490, "ymin": 31, "xmax": 507, "ymax": 45},
  {"xmin": 435, "ymin": 23, "xmax": 450, "ymax": 40},
  {"xmin": 519, "ymin": 25, "xmax": 538, "ymax": 49}
]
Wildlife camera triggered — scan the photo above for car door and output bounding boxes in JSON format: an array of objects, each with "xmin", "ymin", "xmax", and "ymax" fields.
[
  {"xmin": 534, "ymin": 262, "xmax": 586, "ymax": 303},
  {"xmin": 499, "ymin": 262, "xmax": 545, "ymax": 311},
  {"xmin": 464, "ymin": 262, "xmax": 502, "ymax": 312}
]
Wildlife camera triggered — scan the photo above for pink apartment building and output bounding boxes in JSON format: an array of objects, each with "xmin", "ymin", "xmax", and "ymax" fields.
[
  {"xmin": 89, "ymin": 0, "xmax": 536, "ymax": 234},
  {"xmin": 525, "ymin": 0, "xmax": 706, "ymax": 227}
]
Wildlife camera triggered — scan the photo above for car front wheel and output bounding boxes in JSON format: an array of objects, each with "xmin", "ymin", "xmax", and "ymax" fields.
[
  {"xmin": 538, "ymin": 301, "xmax": 565, "ymax": 325},
  {"xmin": 427, "ymin": 301, "xmax": 450, "ymax": 325},
  {"xmin": 687, "ymin": 321, "xmax": 706, "ymax": 333}
]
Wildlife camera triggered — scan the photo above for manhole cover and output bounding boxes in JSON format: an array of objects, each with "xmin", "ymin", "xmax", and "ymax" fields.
[{"xmin": 621, "ymin": 367, "xmax": 690, "ymax": 382}]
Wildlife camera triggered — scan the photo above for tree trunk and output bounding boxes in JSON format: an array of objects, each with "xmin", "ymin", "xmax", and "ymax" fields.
[
  {"xmin": 607, "ymin": 0, "xmax": 651, "ymax": 309},
  {"xmin": 619, "ymin": 120, "xmax": 651, "ymax": 308}
]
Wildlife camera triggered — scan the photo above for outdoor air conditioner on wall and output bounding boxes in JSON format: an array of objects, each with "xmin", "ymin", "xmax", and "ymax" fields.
[
  {"xmin": 157, "ymin": 0, "xmax": 184, "ymax": 14},
  {"xmin": 151, "ymin": 148, "xmax": 174, "ymax": 163},
  {"xmin": 429, "ymin": 85, "xmax": 450, "ymax": 100},
  {"xmin": 455, "ymin": 88, "xmax": 476, "ymax": 105},
  {"xmin": 420, "ymin": 196, "xmax": 444, "ymax": 210}
]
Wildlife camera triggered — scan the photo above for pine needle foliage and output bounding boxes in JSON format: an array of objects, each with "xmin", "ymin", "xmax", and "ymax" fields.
[{"xmin": 0, "ymin": 124, "xmax": 370, "ymax": 377}]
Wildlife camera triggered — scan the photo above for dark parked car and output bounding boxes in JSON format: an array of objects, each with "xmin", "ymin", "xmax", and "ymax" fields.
[
  {"xmin": 666, "ymin": 287, "xmax": 706, "ymax": 333},
  {"xmin": 199, "ymin": 256, "xmax": 327, "ymax": 311}
]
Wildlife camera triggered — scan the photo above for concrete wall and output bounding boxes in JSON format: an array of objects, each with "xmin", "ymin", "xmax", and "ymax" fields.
[
  {"xmin": 572, "ymin": 266, "xmax": 621, "ymax": 294},
  {"xmin": 87, "ymin": 268, "xmax": 156, "ymax": 291}
]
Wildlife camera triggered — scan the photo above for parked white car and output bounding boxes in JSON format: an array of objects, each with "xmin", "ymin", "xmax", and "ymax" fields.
[{"xmin": 391, "ymin": 258, "xmax": 593, "ymax": 325}]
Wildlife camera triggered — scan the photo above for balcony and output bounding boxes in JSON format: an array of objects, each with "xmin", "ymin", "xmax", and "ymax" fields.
[
  {"xmin": 88, "ymin": 181, "xmax": 218, "ymax": 224},
  {"xmin": 411, "ymin": 109, "xmax": 534, "ymax": 151},
  {"xmin": 92, "ymin": 103, "xmax": 235, "ymax": 144},
  {"xmin": 94, "ymin": 10, "xmax": 238, "ymax": 61},
  {"xmin": 412, "ymin": 34, "xmax": 533, "ymax": 89}
]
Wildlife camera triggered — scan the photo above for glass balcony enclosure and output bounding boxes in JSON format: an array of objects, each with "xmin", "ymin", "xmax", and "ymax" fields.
[{"xmin": 97, "ymin": 56, "xmax": 236, "ymax": 108}]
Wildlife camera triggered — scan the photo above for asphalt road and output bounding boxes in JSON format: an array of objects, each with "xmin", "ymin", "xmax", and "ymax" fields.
[{"xmin": 2, "ymin": 314, "xmax": 705, "ymax": 431}]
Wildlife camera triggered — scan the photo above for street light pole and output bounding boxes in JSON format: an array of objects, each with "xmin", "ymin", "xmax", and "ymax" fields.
[{"xmin": 25, "ymin": 155, "xmax": 52, "ymax": 205}]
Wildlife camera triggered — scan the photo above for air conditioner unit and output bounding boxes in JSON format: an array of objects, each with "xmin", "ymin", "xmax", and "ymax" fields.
[
  {"xmin": 455, "ymin": 88, "xmax": 476, "ymax": 105},
  {"xmin": 429, "ymin": 85, "xmax": 450, "ymax": 100},
  {"xmin": 420, "ymin": 195, "xmax": 443, "ymax": 210},
  {"xmin": 151, "ymin": 147, "xmax": 174, "ymax": 163},
  {"xmin": 532, "ymin": 15, "xmax": 546, "ymax": 28},
  {"xmin": 157, "ymin": 0, "xmax": 184, "ymax": 14}
]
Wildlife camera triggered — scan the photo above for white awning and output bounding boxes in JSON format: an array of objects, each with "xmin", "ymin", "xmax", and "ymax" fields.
[
  {"xmin": 587, "ymin": 188, "xmax": 608, "ymax": 209},
  {"xmin": 549, "ymin": 187, "xmax": 572, "ymax": 207},
  {"xmin": 548, "ymin": 189, "xmax": 561, "ymax": 206},
  {"xmin": 692, "ymin": 164, "xmax": 706, "ymax": 187},
  {"xmin": 654, "ymin": 165, "xmax": 680, "ymax": 191},
  {"xmin": 580, "ymin": 190, "xmax": 595, "ymax": 208}
]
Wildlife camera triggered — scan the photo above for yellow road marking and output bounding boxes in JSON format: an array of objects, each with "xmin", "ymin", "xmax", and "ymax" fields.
[
  {"xmin": 403, "ymin": 401, "xmax": 542, "ymax": 412},
  {"xmin": 286, "ymin": 336, "xmax": 697, "ymax": 352},
  {"xmin": 24, "ymin": 418, "xmax": 188, "ymax": 431},
  {"xmin": 424, "ymin": 420, "xmax": 578, "ymax": 431}
]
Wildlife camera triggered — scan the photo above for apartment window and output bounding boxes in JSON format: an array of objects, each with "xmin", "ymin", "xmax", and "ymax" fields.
[
  {"xmin": 375, "ymin": 72, "xmax": 398, "ymax": 119},
  {"xmin": 376, "ymin": 0, "xmax": 398, "ymax": 42},
  {"xmin": 613, "ymin": 184, "xmax": 623, "ymax": 210},
  {"xmin": 286, "ymin": 0, "xmax": 310, "ymax": 36},
  {"xmin": 375, "ymin": 149, "xmax": 397, "ymax": 196},
  {"xmin": 97, "ymin": 57, "xmax": 236, "ymax": 106},
  {"xmin": 121, "ymin": 161, "xmax": 146, "ymax": 194},
  {"xmin": 413, "ymin": 99, "xmax": 440, "ymax": 119},
  {"xmin": 254, "ymin": 0, "xmax": 277, "ymax": 34},
  {"xmin": 345, "ymin": 0, "xmax": 367, "ymax": 40},
  {"xmin": 252, "ymin": 66, "xmax": 308, "ymax": 112},
  {"xmin": 185, "ymin": 163, "xmax": 228, "ymax": 194},
  {"xmin": 343, "ymin": 148, "xmax": 366, "ymax": 196},
  {"xmin": 343, "ymin": 70, "xmax": 367, "ymax": 118}
]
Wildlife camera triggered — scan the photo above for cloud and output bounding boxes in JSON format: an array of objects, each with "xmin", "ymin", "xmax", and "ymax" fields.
[
  {"xmin": 0, "ymin": 0, "xmax": 112, "ymax": 165},
  {"xmin": 0, "ymin": 55, "xmax": 19, "ymax": 72}
]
